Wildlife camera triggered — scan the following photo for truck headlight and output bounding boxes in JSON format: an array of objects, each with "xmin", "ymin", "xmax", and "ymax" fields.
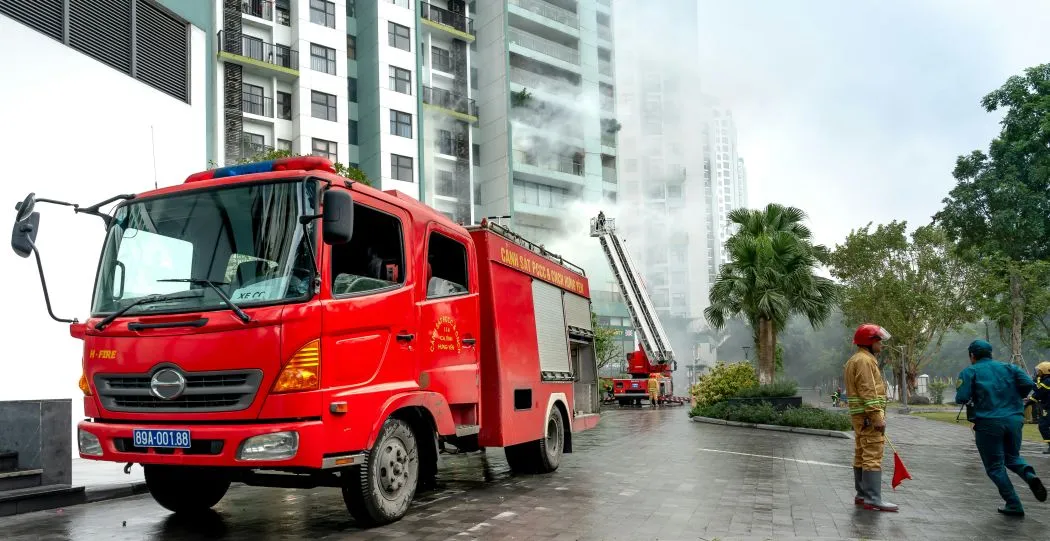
[
  {"xmin": 237, "ymin": 431, "xmax": 299, "ymax": 461},
  {"xmin": 78, "ymin": 429, "xmax": 103, "ymax": 456}
]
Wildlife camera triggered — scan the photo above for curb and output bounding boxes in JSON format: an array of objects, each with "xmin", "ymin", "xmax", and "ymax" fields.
[
  {"xmin": 690, "ymin": 415, "xmax": 853, "ymax": 439},
  {"xmin": 84, "ymin": 482, "xmax": 149, "ymax": 504}
]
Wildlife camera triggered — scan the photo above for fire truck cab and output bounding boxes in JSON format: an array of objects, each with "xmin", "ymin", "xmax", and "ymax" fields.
[{"xmin": 10, "ymin": 157, "xmax": 599, "ymax": 526}]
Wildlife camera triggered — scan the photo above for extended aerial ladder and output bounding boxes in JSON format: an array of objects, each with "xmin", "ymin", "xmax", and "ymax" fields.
[{"xmin": 591, "ymin": 213, "xmax": 682, "ymax": 405}]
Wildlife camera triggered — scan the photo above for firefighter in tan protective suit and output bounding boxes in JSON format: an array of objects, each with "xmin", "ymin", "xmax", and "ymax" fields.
[{"xmin": 844, "ymin": 323, "xmax": 897, "ymax": 512}]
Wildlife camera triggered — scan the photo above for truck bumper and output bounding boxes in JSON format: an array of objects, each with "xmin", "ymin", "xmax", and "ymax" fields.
[{"xmin": 76, "ymin": 419, "xmax": 333, "ymax": 469}]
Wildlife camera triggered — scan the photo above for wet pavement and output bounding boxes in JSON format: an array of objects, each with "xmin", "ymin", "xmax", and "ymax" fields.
[{"xmin": 2, "ymin": 408, "xmax": 1050, "ymax": 540}]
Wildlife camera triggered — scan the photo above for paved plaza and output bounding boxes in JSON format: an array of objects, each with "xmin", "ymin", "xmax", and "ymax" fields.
[{"xmin": 1, "ymin": 408, "xmax": 1048, "ymax": 540}]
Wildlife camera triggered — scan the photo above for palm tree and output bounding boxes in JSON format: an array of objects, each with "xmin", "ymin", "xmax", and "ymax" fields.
[{"xmin": 705, "ymin": 203, "xmax": 838, "ymax": 384}]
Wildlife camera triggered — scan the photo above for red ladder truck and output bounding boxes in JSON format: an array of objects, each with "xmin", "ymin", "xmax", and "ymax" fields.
[
  {"xmin": 9, "ymin": 156, "xmax": 600, "ymax": 526},
  {"xmin": 590, "ymin": 214, "xmax": 680, "ymax": 406}
]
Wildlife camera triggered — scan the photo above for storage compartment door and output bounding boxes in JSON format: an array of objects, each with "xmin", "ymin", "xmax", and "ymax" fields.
[
  {"xmin": 532, "ymin": 280, "xmax": 571, "ymax": 377},
  {"xmin": 563, "ymin": 292, "xmax": 592, "ymax": 332}
]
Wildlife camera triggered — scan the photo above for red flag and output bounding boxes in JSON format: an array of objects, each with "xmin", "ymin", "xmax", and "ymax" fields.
[{"xmin": 891, "ymin": 451, "xmax": 912, "ymax": 489}]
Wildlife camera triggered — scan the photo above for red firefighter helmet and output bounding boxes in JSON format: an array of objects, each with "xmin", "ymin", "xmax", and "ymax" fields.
[{"xmin": 853, "ymin": 324, "xmax": 891, "ymax": 347}]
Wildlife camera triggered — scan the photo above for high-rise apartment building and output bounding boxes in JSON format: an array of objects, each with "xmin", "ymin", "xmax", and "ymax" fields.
[
  {"xmin": 614, "ymin": 0, "xmax": 748, "ymax": 377},
  {"xmin": 474, "ymin": 0, "xmax": 618, "ymax": 245}
]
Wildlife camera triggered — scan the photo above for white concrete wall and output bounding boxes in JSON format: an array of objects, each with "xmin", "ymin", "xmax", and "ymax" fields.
[
  {"xmin": 294, "ymin": 0, "xmax": 348, "ymax": 161},
  {"xmin": 0, "ymin": 15, "xmax": 207, "ymax": 438},
  {"xmin": 377, "ymin": 0, "xmax": 420, "ymax": 196}
]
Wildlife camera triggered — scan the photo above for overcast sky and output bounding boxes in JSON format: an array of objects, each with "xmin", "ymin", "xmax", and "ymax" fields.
[{"xmin": 694, "ymin": 0, "xmax": 1050, "ymax": 249}]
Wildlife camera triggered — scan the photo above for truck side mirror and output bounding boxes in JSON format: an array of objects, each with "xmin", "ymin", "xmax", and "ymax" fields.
[
  {"xmin": 11, "ymin": 211, "xmax": 40, "ymax": 258},
  {"xmin": 322, "ymin": 190, "xmax": 354, "ymax": 245}
]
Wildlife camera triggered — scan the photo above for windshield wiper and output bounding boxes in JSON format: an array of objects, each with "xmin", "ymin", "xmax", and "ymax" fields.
[
  {"xmin": 95, "ymin": 292, "xmax": 201, "ymax": 330},
  {"xmin": 157, "ymin": 278, "xmax": 251, "ymax": 323}
]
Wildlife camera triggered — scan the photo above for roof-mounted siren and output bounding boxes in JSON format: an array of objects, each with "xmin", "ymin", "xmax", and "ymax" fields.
[{"xmin": 590, "ymin": 212, "xmax": 615, "ymax": 237}]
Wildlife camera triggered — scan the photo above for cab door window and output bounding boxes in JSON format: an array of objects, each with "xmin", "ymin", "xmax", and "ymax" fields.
[
  {"xmin": 330, "ymin": 203, "xmax": 405, "ymax": 296},
  {"xmin": 426, "ymin": 232, "xmax": 469, "ymax": 299}
]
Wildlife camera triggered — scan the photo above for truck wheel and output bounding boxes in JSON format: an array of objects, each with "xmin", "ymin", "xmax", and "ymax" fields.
[
  {"xmin": 342, "ymin": 418, "xmax": 419, "ymax": 527},
  {"xmin": 144, "ymin": 465, "xmax": 230, "ymax": 514},
  {"xmin": 504, "ymin": 408, "xmax": 564, "ymax": 474}
]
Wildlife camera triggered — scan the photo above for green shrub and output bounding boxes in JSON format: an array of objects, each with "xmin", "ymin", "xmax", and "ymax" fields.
[
  {"xmin": 929, "ymin": 381, "xmax": 950, "ymax": 405},
  {"xmin": 690, "ymin": 402, "xmax": 853, "ymax": 431},
  {"xmin": 733, "ymin": 379, "xmax": 799, "ymax": 399},
  {"xmin": 778, "ymin": 406, "xmax": 854, "ymax": 431},
  {"xmin": 690, "ymin": 361, "xmax": 758, "ymax": 408}
]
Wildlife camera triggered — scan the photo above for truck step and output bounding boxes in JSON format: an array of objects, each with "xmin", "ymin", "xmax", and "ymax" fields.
[
  {"xmin": 454, "ymin": 424, "xmax": 480, "ymax": 437},
  {"xmin": 0, "ymin": 484, "xmax": 86, "ymax": 517},
  {"xmin": 0, "ymin": 451, "xmax": 16, "ymax": 473},
  {"xmin": 0, "ymin": 469, "xmax": 43, "ymax": 492}
]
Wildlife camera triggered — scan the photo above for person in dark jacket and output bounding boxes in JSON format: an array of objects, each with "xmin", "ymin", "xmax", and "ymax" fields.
[
  {"xmin": 1029, "ymin": 361, "xmax": 1050, "ymax": 454},
  {"xmin": 956, "ymin": 340, "xmax": 1047, "ymax": 516}
]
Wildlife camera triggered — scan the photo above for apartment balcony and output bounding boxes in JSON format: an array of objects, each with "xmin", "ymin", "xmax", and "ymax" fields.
[
  {"xmin": 601, "ymin": 133, "xmax": 617, "ymax": 147},
  {"xmin": 600, "ymin": 94, "xmax": 614, "ymax": 112},
  {"xmin": 423, "ymin": 86, "xmax": 478, "ymax": 123},
  {"xmin": 597, "ymin": 0, "xmax": 611, "ymax": 12},
  {"xmin": 598, "ymin": 59, "xmax": 614, "ymax": 78},
  {"xmin": 241, "ymin": 0, "xmax": 272, "ymax": 22},
  {"xmin": 508, "ymin": 0, "xmax": 579, "ymax": 30},
  {"xmin": 232, "ymin": 140, "xmax": 275, "ymax": 164},
  {"xmin": 217, "ymin": 31, "xmax": 299, "ymax": 79},
  {"xmin": 509, "ymin": 28, "xmax": 580, "ymax": 69},
  {"xmin": 421, "ymin": 2, "xmax": 475, "ymax": 42},
  {"xmin": 513, "ymin": 148, "xmax": 585, "ymax": 189},
  {"xmin": 602, "ymin": 166, "xmax": 616, "ymax": 184},
  {"xmin": 242, "ymin": 93, "xmax": 274, "ymax": 118}
]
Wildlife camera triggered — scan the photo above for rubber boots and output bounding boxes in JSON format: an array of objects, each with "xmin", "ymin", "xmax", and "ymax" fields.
[
  {"xmin": 861, "ymin": 470, "xmax": 898, "ymax": 512},
  {"xmin": 853, "ymin": 468, "xmax": 864, "ymax": 505}
]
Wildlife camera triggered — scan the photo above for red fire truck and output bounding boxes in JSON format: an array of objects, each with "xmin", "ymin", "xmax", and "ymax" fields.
[{"xmin": 10, "ymin": 156, "xmax": 600, "ymax": 526}]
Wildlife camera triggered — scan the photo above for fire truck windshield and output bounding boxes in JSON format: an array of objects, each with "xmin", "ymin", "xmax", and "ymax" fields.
[{"xmin": 91, "ymin": 179, "xmax": 318, "ymax": 317}]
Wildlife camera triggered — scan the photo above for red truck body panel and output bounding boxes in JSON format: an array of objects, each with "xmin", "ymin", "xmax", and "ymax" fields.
[{"xmin": 74, "ymin": 165, "xmax": 597, "ymax": 471}]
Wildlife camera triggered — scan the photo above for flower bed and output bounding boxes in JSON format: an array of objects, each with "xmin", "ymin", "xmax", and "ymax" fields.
[{"xmin": 689, "ymin": 401, "xmax": 853, "ymax": 432}]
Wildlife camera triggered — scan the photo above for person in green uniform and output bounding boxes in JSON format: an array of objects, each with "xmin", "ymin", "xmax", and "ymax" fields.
[{"xmin": 955, "ymin": 339, "xmax": 1048, "ymax": 516}]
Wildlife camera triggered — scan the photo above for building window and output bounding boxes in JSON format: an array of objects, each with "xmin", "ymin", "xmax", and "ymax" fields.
[
  {"xmin": 310, "ymin": 0, "xmax": 336, "ymax": 28},
  {"xmin": 346, "ymin": 35, "xmax": 356, "ymax": 60},
  {"xmin": 667, "ymin": 184, "xmax": 682, "ymax": 199},
  {"xmin": 277, "ymin": 91, "xmax": 292, "ymax": 120},
  {"xmin": 312, "ymin": 138, "xmax": 337, "ymax": 161},
  {"xmin": 391, "ymin": 154, "xmax": 413, "ymax": 182},
  {"xmin": 389, "ymin": 66, "xmax": 412, "ymax": 94},
  {"xmin": 310, "ymin": 43, "xmax": 337, "ymax": 75},
  {"xmin": 348, "ymin": 120, "xmax": 358, "ymax": 145},
  {"xmin": 243, "ymin": 132, "xmax": 266, "ymax": 157},
  {"xmin": 437, "ymin": 130, "xmax": 453, "ymax": 155},
  {"xmin": 435, "ymin": 170, "xmax": 456, "ymax": 197},
  {"xmin": 243, "ymin": 35, "xmax": 264, "ymax": 61},
  {"xmin": 242, "ymin": 83, "xmax": 265, "ymax": 116},
  {"xmin": 276, "ymin": 0, "xmax": 290, "ymax": 25},
  {"xmin": 346, "ymin": 0, "xmax": 355, "ymax": 17},
  {"xmin": 513, "ymin": 180, "xmax": 568, "ymax": 209},
  {"xmin": 426, "ymin": 232, "xmax": 469, "ymax": 298},
  {"xmin": 311, "ymin": 91, "xmax": 337, "ymax": 121},
  {"xmin": 390, "ymin": 110, "xmax": 412, "ymax": 138},
  {"xmin": 348, "ymin": 77, "xmax": 357, "ymax": 102},
  {"xmin": 431, "ymin": 46, "xmax": 451, "ymax": 72},
  {"xmin": 275, "ymin": 44, "xmax": 293, "ymax": 68},
  {"xmin": 472, "ymin": 144, "xmax": 480, "ymax": 166},
  {"xmin": 388, "ymin": 22, "xmax": 410, "ymax": 51},
  {"xmin": 278, "ymin": 139, "xmax": 292, "ymax": 152}
]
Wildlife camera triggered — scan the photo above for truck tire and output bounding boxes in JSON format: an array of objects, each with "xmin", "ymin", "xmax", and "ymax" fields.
[
  {"xmin": 143, "ymin": 465, "xmax": 230, "ymax": 514},
  {"xmin": 342, "ymin": 418, "xmax": 419, "ymax": 527},
  {"xmin": 504, "ymin": 408, "xmax": 564, "ymax": 474}
]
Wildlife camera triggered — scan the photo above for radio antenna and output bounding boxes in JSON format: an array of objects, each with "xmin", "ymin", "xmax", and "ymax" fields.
[{"xmin": 151, "ymin": 125, "xmax": 158, "ymax": 189}]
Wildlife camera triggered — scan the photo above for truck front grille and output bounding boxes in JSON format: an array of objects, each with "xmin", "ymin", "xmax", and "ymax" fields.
[{"xmin": 94, "ymin": 368, "xmax": 263, "ymax": 413}]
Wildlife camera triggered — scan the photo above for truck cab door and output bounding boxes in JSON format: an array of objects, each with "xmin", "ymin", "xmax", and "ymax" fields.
[
  {"xmin": 320, "ymin": 198, "xmax": 416, "ymax": 392},
  {"xmin": 416, "ymin": 226, "xmax": 480, "ymax": 426}
]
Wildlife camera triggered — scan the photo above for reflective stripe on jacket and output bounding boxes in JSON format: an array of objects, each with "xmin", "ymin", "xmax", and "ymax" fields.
[{"xmin": 844, "ymin": 348, "xmax": 886, "ymax": 419}]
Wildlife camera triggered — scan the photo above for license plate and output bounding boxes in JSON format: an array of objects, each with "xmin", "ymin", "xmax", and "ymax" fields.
[{"xmin": 133, "ymin": 429, "xmax": 191, "ymax": 449}]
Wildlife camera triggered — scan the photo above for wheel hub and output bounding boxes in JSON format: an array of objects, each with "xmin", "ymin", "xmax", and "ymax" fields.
[
  {"xmin": 546, "ymin": 417, "xmax": 561, "ymax": 456},
  {"xmin": 377, "ymin": 439, "xmax": 410, "ymax": 496}
]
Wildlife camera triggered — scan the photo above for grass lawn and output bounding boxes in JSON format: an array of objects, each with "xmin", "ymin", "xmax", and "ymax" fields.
[{"xmin": 913, "ymin": 412, "xmax": 1048, "ymax": 443}]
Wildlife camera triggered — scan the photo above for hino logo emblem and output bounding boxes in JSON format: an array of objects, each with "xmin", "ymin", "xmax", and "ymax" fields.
[{"xmin": 150, "ymin": 369, "xmax": 186, "ymax": 400}]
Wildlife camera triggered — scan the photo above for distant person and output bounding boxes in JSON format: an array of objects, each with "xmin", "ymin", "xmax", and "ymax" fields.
[
  {"xmin": 844, "ymin": 323, "xmax": 897, "ymax": 512},
  {"xmin": 596, "ymin": 211, "xmax": 606, "ymax": 231},
  {"xmin": 832, "ymin": 387, "xmax": 842, "ymax": 407},
  {"xmin": 1027, "ymin": 361, "xmax": 1050, "ymax": 454},
  {"xmin": 955, "ymin": 340, "xmax": 1047, "ymax": 516}
]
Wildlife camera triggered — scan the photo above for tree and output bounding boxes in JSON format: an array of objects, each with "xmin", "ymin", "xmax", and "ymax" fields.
[
  {"xmin": 934, "ymin": 63, "xmax": 1050, "ymax": 360},
  {"xmin": 972, "ymin": 257, "xmax": 1050, "ymax": 352},
  {"xmin": 828, "ymin": 221, "xmax": 976, "ymax": 394},
  {"xmin": 591, "ymin": 312, "xmax": 623, "ymax": 372},
  {"xmin": 705, "ymin": 203, "xmax": 838, "ymax": 384},
  {"xmin": 234, "ymin": 148, "xmax": 373, "ymax": 186}
]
